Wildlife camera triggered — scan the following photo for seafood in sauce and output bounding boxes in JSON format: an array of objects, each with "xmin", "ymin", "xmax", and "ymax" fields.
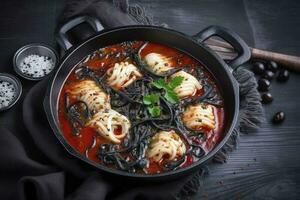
[{"xmin": 58, "ymin": 41, "xmax": 225, "ymax": 174}]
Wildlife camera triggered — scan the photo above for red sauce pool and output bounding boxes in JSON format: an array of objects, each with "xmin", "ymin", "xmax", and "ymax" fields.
[{"xmin": 58, "ymin": 41, "xmax": 225, "ymax": 174}]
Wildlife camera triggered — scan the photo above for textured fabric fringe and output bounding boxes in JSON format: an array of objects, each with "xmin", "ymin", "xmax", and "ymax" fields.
[
  {"xmin": 234, "ymin": 68, "xmax": 265, "ymax": 132},
  {"xmin": 113, "ymin": 0, "xmax": 170, "ymax": 27},
  {"xmin": 174, "ymin": 166, "xmax": 210, "ymax": 200},
  {"xmin": 113, "ymin": 0, "xmax": 158, "ymax": 25},
  {"xmin": 60, "ymin": 0, "xmax": 96, "ymax": 21},
  {"xmin": 213, "ymin": 67, "xmax": 264, "ymax": 163}
]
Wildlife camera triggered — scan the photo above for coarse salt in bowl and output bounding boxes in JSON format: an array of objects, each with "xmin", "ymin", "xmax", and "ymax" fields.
[
  {"xmin": 13, "ymin": 44, "xmax": 58, "ymax": 81},
  {"xmin": 0, "ymin": 73, "xmax": 22, "ymax": 112},
  {"xmin": 19, "ymin": 54, "xmax": 55, "ymax": 78}
]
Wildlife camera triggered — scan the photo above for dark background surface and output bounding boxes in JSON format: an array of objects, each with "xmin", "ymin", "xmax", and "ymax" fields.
[{"xmin": 0, "ymin": 0, "xmax": 300, "ymax": 199}]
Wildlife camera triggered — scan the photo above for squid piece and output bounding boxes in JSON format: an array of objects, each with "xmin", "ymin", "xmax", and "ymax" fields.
[
  {"xmin": 143, "ymin": 53, "xmax": 174, "ymax": 75},
  {"xmin": 66, "ymin": 79, "xmax": 110, "ymax": 112},
  {"xmin": 182, "ymin": 103, "xmax": 216, "ymax": 131},
  {"xmin": 86, "ymin": 109, "xmax": 131, "ymax": 144},
  {"xmin": 146, "ymin": 130, "xmax": 186, "ymax": 162},
  {"xmin": 170, "ymin": 71, "xmax": 202, "ymax": 99},
  {"xmin": 106, "ymin": 62, "xmax": 142, "ymax": 89}
]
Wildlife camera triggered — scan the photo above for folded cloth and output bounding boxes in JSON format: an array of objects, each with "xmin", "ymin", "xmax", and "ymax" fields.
[{"xmin": 0, "ymin": 1, "xmax": 264, "ymax": 200}]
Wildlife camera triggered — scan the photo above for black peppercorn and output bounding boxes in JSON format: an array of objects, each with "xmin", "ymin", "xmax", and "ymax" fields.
[
  {"xmin": 261, "ymin": 93, "xmax": 273, "ymax": 104},
  {"xmin": 267, "ymin": 61, "xmax": 279, "ymax": 72},
  {"xmin": 262, "ymin": 70, "xmax": 275, "ymax": 80},
  {"xmin": 258, "ymin": 78, "xmax": 271, "ymax": 92},
  {"xmin": 252, "ymin": 62, "xmax": 265, "ymax": 75},
  {"xmin": 277, "ymin": 69, "xmax": 290, "ymax": 82},
  {"xmin": 272, "ymin": 111, "xmax": 285, "ymax": 124}
]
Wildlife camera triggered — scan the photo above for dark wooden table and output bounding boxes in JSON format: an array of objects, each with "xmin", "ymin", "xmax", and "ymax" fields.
[{"xmin": 0, "ymin": 0, "xmax": 299, "ymax": 199}]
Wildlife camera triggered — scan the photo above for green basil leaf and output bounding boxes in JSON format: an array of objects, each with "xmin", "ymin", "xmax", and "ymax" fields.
[
  {"xmin": 164, "ymin": 90, "xmax": 179, "ymax": 104},
  {"xmin": 148, "ymin": 106, "xmax": 161, "ymax": 117},
  {"xmin": 143, "ymin": 94, "xmax": 160, "ymax": 105},
  {"xmin": 152, "ymin": 78, "xmax": 165, "ymax": 89},
  {"xmin": 168, "ymin": 76, "xmax": 184, "ymax": 89}
]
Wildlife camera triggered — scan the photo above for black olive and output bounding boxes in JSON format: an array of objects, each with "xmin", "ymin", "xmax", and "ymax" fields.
[
  {"xmin": 277, "ymin": 69, "xmax": 290, "ymax": 82},
  {"xmin": 272, "ymin": 111, "xmax": 285, "ymax": 124},
  {"xmin": 261, "ymin": 93, "xmax": 273, "ymax": 104},
  {"xmin": 252, "ymin": 62, "xmax": 265, "ymax": 75},
  {"xmin": 267, "ymin": 61, "xmax": 279, "ymax": 72},
  {"xmin": 262, "ymin": 70, "xmax": 275, "ymax": 80},
  {"xmin": 258, "ymin": 78, "xmax": 271, "ymax": 92}
]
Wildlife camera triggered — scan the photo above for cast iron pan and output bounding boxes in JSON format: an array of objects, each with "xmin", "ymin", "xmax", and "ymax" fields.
[{"xmin": 44, "ymin": 16, "xmax": 250, "ymax": 180}]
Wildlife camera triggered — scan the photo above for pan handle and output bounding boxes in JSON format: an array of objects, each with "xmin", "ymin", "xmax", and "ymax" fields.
[
  {"xmin": 193, "ymin": 26, "xmax": 251, "ymax": 70},
  {"xmin": 56, "ymin": 16, "xmax": 104, "ymax": 51}
]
